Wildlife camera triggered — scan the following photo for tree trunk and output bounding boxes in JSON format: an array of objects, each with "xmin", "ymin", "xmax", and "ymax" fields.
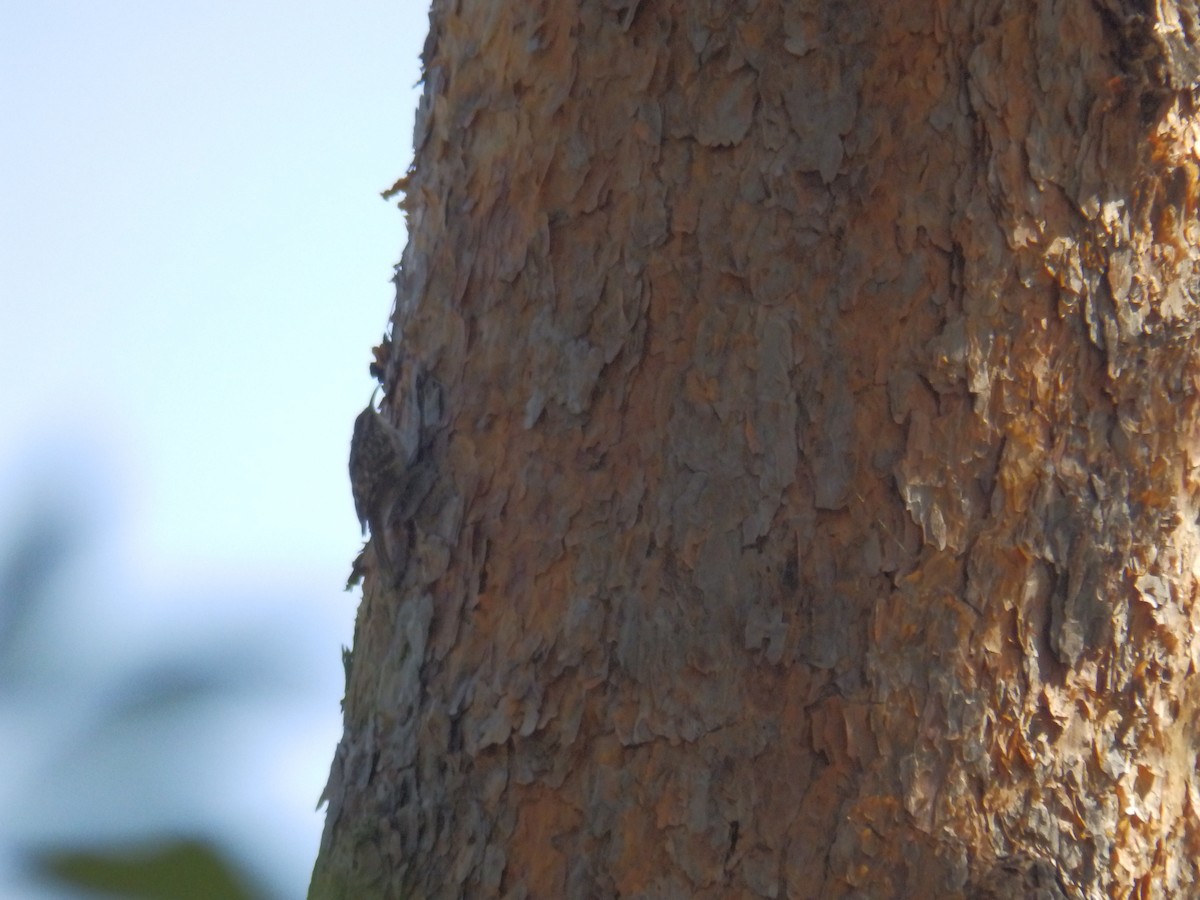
[{"xmin": 312, "ymin": 1, "xmax": 1200, "ymax": 897}]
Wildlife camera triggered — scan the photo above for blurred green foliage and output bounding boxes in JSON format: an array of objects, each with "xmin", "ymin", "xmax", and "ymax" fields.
[
  {"xmin": 36, "ymin": 838, "xmax": 259, "ymax": 900},
  {"xmin": 0, "ymin": 499, "xmax": 275, "ymax": 899}
]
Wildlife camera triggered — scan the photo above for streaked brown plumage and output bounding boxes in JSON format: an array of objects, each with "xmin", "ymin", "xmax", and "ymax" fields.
[{"xmin": 348, "ymin": 390, "xmax": 410, "ymax": 577}]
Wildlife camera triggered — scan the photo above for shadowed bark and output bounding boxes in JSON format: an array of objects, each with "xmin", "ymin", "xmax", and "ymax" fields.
[{"xmin": 312, "ymin": 1, "xmax": 1200, "ymax": 896}]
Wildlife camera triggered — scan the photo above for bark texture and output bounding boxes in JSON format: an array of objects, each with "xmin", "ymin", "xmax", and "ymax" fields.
[{"xmin": 312, "ymin": 1, "xmax": 1200, "ymax": 897}]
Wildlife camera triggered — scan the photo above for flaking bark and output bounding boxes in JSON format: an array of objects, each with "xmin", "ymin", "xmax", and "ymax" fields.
[{"xmin": 312, "ymin": 2, "xmax": 1200, "ymax": 897}]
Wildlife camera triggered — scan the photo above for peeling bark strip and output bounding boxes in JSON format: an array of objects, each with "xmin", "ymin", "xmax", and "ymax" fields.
[{"xmin": 312, "ymin": 2, "xmax": 1200, "ymax": 897}]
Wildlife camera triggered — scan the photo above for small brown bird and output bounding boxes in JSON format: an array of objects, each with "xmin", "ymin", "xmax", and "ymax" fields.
[{"xmin": 348, "ymin": 389, "xmax": 411, "ymax": 577}]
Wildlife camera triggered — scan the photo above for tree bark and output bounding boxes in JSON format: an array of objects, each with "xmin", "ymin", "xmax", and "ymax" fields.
[{"xmin": 312, "ymin": 1, "xmax": 1200, "ymax": 897}]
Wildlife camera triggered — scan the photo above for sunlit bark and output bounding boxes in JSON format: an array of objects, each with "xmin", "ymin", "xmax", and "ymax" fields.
[{"xmin": 312, "ymin": 2, "xmax": 1200, "ymax": 896}]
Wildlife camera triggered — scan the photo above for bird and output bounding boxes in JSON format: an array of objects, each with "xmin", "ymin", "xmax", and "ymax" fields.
[{"xmin": 348, "ymin": 388, "xmax": 409, "ymax": 573}]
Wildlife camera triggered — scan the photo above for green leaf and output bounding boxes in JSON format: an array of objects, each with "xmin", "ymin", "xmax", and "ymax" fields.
[{"xmin": 33, "ymin": 836, "xmax": 265, "ymax": 900}]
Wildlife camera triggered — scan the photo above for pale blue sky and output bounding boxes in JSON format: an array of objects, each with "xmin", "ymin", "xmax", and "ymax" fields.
[{"xmin": 0, "ymin": 1, "xmax": 426, "ymax": 895}]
